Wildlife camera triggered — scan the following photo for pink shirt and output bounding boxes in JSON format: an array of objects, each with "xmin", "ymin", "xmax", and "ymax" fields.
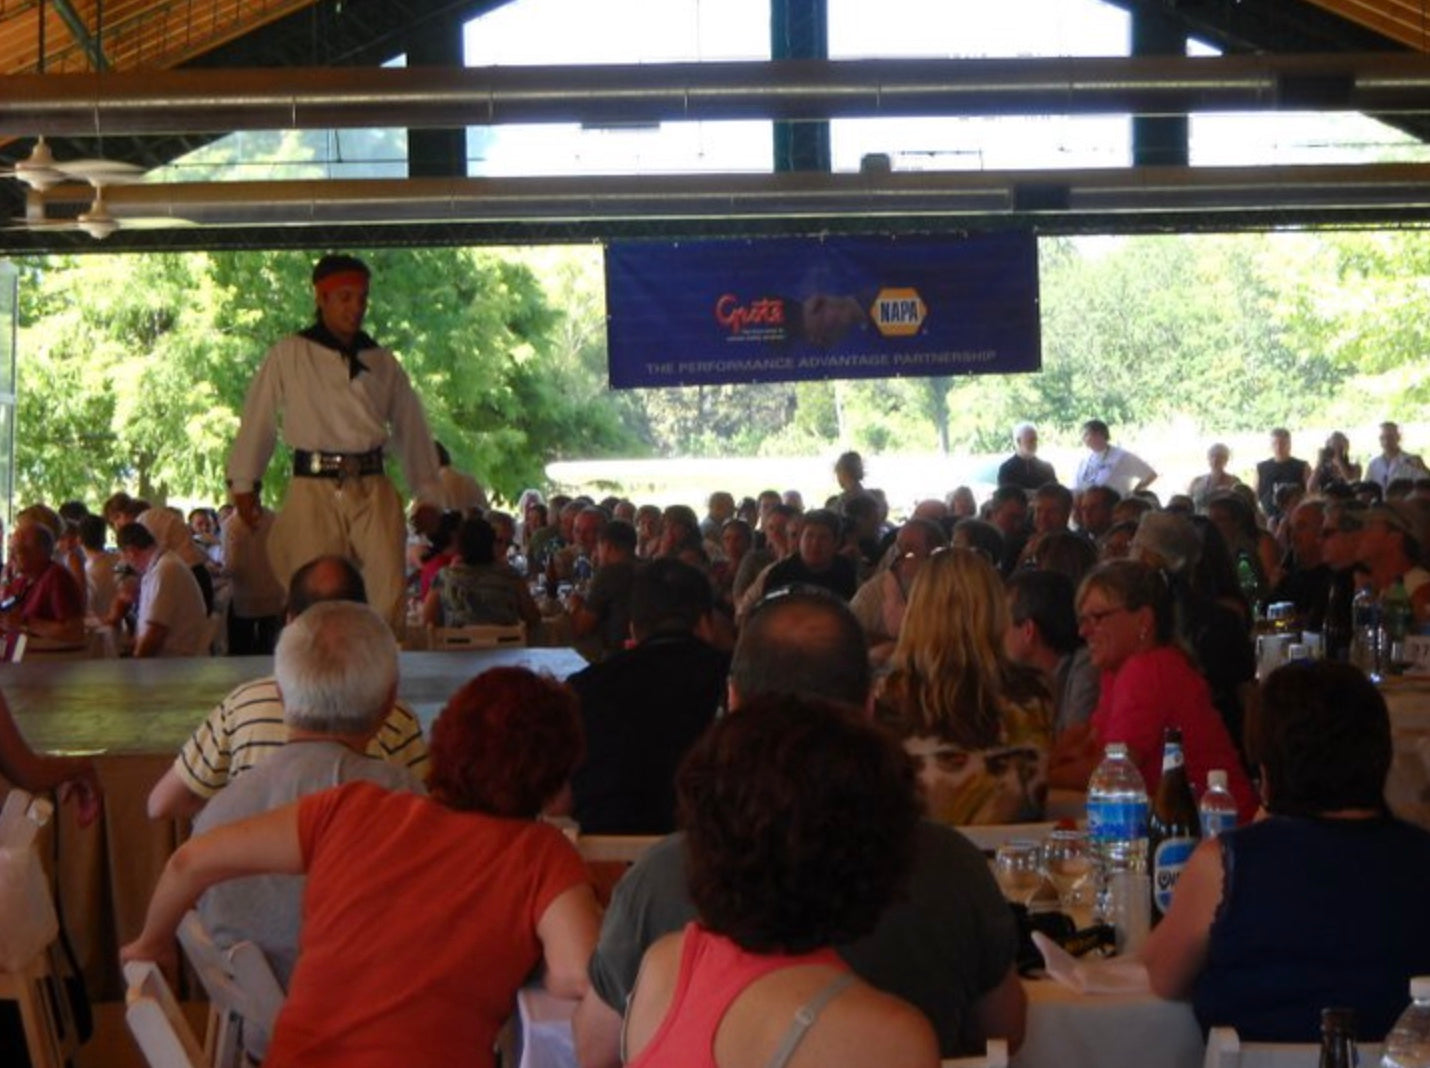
[
  {"xmin": 627, "ymin": 924, "xmax": 847, "ymax": 1068},
  {"xmin": 1092, "ymin": 645, "xmax": 1258, "ymax": 823}
]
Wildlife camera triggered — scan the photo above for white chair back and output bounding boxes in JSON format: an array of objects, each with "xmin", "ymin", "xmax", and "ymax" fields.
[
  {"xmin": 1203, "ymin": 1026, "xmax": 1383, "ymax": 1068},
  {"xmin": 176, "ymin": 910, "xmax": 284, "ymax": 1067},
  {"xmin": 123, "ymin": 960, "xmax": 206, "ymax": 1068},
  {"xmin": 574, "ymin": 834, "xmax": 663, "ymax": 865},
  {"xmin": 941, "ymin": 1037, "xmax": 1009, "ymax": 1067},
  {"xmin": 956, "ymin": 822, "xmax": 1056, "ymax": 855},
  {"xmin": 428, "ymin": 622, "xmax": 526, "ymax": 650}
]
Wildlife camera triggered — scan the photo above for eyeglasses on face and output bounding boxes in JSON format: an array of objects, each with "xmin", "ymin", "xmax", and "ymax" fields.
[{"xmin": 1078, "ymin": 606, "xmax": 1128, "ymax": 628}]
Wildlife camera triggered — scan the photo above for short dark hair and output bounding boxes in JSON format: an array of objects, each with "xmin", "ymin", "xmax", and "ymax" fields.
[
  {"xmin": 78, "ymin": 514, "xmax": 108, "ymax": 552},
  {"xmin": 428, "ymin": 667, "xmax": 584, "ymax": 818},
  {"xmin": 1083, "ymin": 418, "xmax": 1110, "ymax": 437},
  {"xmin": 1249, "ymin": 661, "xmax": 1390, "ymax": 817},
  {"xmin": 678, "ymin": 695, "xmax": 919, "ymax": 954},
  {"xmin": 311, "ymin": 253, "xmax": 370, "ymax": 285},
  {"xmin": 1007, "ymin": 569, "xmax": 1080, "ymax": 655},
  {"xmin": 801, "ymin": 508, "xmax": 842, "ymax": 537},
  {"xmin": 1081, "ymin": 484, "xmax": 1122, "ymax": 509},
  {"xmin": 599, "ymin": 518, "xmax": 638, "ymax": 555},
  {"xmin": 288, "ymin": 555, "xmax": 367, "ymax": 616},
  {"xmin": 989, "ymin": 485, "xmax": 1028, "ymax": 510},
  {"xmin": 730, "ymin": 589, "xmax": 869, "ymax": 707},
  {"xmin": 629, "ymin": 557, "xmax": 712, "ymax": 638},
  {"xmin": 1034, "ymin": 482, "xmax": 1074, "ymax": 511},
  {"xmin": 834, "ymin": 450, "xmax": 864, "ymax": 482},
  {"xmin": 116, "ymin": 522, "xmax": 156, "ymax": 551},
  {"xmin": 952, "ymin": 518, "xmax": 1004, "ymax": 565},
  {"xmin": 456, "ymin": 515, "xmax": 497, "ymax": 566}
]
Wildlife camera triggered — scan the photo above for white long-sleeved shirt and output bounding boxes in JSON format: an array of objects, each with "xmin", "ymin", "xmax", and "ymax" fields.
[{"xmin": 226, "ymin": 332, "xmax": 442, "ymax": 504}]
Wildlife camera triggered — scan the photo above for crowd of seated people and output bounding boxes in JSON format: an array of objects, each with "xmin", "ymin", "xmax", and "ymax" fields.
[{"xmin": 9, "ymin": 422, "xmax": 1430, "ymax": 1064}]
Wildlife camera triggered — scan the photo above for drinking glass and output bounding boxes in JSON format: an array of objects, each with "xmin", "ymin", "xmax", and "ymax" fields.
[
  {"xmin": 1041, "ymin": 829, "xmax": 1092, "ymax": 911},
  {"xmin": 994, "ymin": 840, "xmax": 1042, "ymax": 905}
]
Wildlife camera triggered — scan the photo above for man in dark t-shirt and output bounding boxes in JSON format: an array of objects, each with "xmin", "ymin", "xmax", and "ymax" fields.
[
  {"xmin": 569, "ymin": 558, "xmax": 728, "ymax": 834},
  {"xmin": 1255, "ymin": 428, "xmax": 1311, "ymax": 520},
  {"xmin": 998, "ymin": 422, "xmax": 1058, "ymax": 491},
  {"xmin": 760, "ymin": 508, "xmax": 858, "ymax": 600}
]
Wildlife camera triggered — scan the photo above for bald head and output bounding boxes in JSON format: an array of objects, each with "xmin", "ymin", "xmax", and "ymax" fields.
[
  {"xmin": 729, "ymin": 592, "xmax": 869, "ymax": 710},
  {"xmin": 287, "ymin": 555, "xmax": 368, "ymax": 619}
]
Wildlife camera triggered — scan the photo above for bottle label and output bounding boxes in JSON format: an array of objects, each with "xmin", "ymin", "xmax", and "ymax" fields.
[
  {"xmin": 1152, "ymin": 836, "xmax": 1196, "ymax": 914},
  {"xmin": 1161, "ymin": 743, "xmax": 1185, "ymax": 773},
  {"xmin": 1087, "ymin": 796, "xmax": 1148, "ymax": 842},
  {"xmin": 1200, "ymin": 809, "xmax": 1236, "ymax": 838}
]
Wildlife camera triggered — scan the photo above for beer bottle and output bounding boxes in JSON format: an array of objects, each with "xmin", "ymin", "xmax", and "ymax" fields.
[
  {"xmin": 1319, "ymin": 1007, "xmax": 1358, "ymax": 1068},
  {"xmin": 1148, "ymin": 727, "xmax": 1200, "ymax": 923}
]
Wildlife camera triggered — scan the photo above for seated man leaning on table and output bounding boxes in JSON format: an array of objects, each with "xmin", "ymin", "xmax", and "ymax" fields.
[
  {"xmin": 1142, "ymin": 660, "xmax": 1430, "ymax": 1043},
  {"xmin": 114, "ymin": 521, "xmax": 210, "ymax": 658},
  {"xmin": 572, "ymin": 588, "xmax": 1026, "ymax": 1066},
  {"xmin": 146, "ymin": 555, "xmax": 429, "ymax": 821},
  {"xmin": 192, "ymin": 599, "xmax": 423, "ymax": 990}
]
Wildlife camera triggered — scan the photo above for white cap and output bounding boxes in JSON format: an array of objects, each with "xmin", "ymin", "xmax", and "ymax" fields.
[
  {"xmin": 1208, "ymin": 769, "xmax": 1228, "ymax": 790},
  {"xmin": 1106, "ymin": 743, "xmax": 1129, "ymax": 759},
  {"xmin": 1412, "ymin": 976, "xmax": 1430, "ymax": 1000}
]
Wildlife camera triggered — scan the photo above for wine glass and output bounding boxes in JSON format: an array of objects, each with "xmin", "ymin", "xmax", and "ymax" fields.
[
  {"xmin": 1041, "ymin": 829, "xmax": 1092, "ymax": 911},
  {"xmin": 994, "ymin": 840, "xmax": 1042, "ymax": 905}
]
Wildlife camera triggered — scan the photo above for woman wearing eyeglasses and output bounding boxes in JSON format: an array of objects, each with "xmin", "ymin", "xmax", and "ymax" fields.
[{"xmin": 1050, "ymin": 560, "xmax": 1257, "ymax": 821}]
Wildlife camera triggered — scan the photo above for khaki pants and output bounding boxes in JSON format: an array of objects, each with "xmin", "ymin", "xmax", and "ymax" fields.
[{"xmin": 268, "ymin": 474, "xmax": 407, "ymax": 629}]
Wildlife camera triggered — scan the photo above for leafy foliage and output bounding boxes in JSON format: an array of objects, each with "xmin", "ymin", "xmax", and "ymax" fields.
[{"xmin": 8, "ymin": 230, "xmax": 1430, "ymax": 513}]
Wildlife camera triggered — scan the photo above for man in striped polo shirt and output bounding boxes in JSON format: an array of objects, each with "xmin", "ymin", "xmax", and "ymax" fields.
[{"xmin": 145, "ymin": 554, "xmax": 427, "ymax": 821}]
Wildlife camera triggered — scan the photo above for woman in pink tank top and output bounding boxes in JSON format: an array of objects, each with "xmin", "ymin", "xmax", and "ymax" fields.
[{"xmin": 622, "ymin": 694, "xmax": 939, "ymax": 1068}]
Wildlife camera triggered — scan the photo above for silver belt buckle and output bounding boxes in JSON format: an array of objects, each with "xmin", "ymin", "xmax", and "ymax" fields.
[{"xmin": 308, "ymin": 452, "xmax": 325, "ymax": 475}]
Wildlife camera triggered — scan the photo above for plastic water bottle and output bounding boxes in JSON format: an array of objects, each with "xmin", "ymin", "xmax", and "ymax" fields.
[
  {"xmin": 1382, "ymin": 976, "xmax": 1430, "ymax": 1068},
  {"xmin": 1352, "ymin": 585, "xmax": 1383, "ymax": 681},
  {"xmin": 1086, "ymin": 743, "xmax": 1149, "ymax": 924},
  {"xmin": 1199, "ymin": 769, "xmax": 1239, "ymax": 838}
]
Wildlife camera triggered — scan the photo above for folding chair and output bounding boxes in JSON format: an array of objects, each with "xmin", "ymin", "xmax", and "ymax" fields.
[
  {"xmin": 123, "ymin": 960, "xmax": 206, "ymax": 1068},
  {"xmin": 176, "ymin": 910, "xmax": 284, "ymax": 1067}
]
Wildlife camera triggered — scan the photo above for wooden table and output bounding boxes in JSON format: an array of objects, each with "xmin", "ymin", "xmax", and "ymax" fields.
[{"xmin": 0, "ymin": 647, "xmax": 589, "ymax": 999}]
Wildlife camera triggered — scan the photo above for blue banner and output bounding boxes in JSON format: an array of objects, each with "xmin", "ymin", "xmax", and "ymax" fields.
[{"xmin": 605, "ymin": 233, "xmax": 1040, "ymax": 389}]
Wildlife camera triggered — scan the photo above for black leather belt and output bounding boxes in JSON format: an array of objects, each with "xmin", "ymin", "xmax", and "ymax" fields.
[{"xmin": 293, "ymin": 448, "xmax": 384, "ymax": 479}]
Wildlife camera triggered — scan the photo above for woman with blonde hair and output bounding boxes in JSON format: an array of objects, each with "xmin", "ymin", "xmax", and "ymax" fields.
[{"xmin": 875, "ymin": 547, "xmax": 1053, "ymax": 825}]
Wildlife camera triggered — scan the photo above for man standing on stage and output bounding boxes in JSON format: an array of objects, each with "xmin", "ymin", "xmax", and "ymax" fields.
[{"xmin": 226, "ymin": 254, "xmax": 442, "ymax": 627}]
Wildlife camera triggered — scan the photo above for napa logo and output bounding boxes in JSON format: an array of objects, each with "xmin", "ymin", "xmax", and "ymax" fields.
[{"xmin": 871, "ymin": 287, "xmax": 927, "ymax": 338}]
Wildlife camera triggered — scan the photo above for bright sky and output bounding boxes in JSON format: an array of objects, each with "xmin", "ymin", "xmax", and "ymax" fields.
[
  {"xmin": 460, "ymin": 0, "xmax": 1429, "ymax": 175},
  {"xmin": 158, "ymin": 0, "xmax": 1430, "ymax": 178}
]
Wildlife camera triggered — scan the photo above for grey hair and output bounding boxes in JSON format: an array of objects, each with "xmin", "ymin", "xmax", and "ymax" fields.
[
  {"xmin": 1013, "ymin": 422, "xmax": 1036, "ymax": 443},
  {"xmin": 274, "ymin": 601, "xmax": 398, "ymax": 734}
]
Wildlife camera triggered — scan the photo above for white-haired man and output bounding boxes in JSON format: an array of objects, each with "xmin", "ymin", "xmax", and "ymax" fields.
[
  {"xmin": 146, "ymin": 555, "xmax": 428, "ymax": 820},
  {"xmin": 191, "ymin": 599, "xmax": 424, "ymax": 991},
  {"xmin": 997, "ymin": 422, "xmax": 1058, "ymax": 491}
]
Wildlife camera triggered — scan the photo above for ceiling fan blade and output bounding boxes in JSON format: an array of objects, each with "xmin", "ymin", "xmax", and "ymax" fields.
[{"xmin": 59, "ymin": 159, "xmax": 146, "ymax": 185}]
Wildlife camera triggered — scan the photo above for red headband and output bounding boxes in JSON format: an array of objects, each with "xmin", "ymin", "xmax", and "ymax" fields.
[{"xmin": 314, "ymin": 270, "xmax": 369, "ymax": 295}]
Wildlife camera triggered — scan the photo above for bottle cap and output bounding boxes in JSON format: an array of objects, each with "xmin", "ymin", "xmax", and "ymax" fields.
[
  {"xmin": 1105, "ymin": 742, "xmax": 1129, "ymax": 758},
  {"xmin": 1411, "ymin": 976, "xmax": 1430, "ymax": 999},
  {"xmin": 1207, "ymin": 769, "xmax": 1228, "ymax": 790}
]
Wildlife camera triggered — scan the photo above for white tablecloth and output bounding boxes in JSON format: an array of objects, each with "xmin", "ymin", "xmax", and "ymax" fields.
[{"xmin": 1014, "ymin": 979, "xmax": 1203, "ymax": 1068}]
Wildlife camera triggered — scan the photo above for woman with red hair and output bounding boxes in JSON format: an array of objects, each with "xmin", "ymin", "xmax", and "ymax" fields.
[{"xmin": 122, "ymin": 667, "xmax": 599, "ymax": 1068}]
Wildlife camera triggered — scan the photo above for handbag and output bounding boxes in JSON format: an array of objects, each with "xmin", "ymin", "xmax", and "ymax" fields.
[{"xmin": 0, "ymin": 790, "xmax": 59, "ymax": 971}]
